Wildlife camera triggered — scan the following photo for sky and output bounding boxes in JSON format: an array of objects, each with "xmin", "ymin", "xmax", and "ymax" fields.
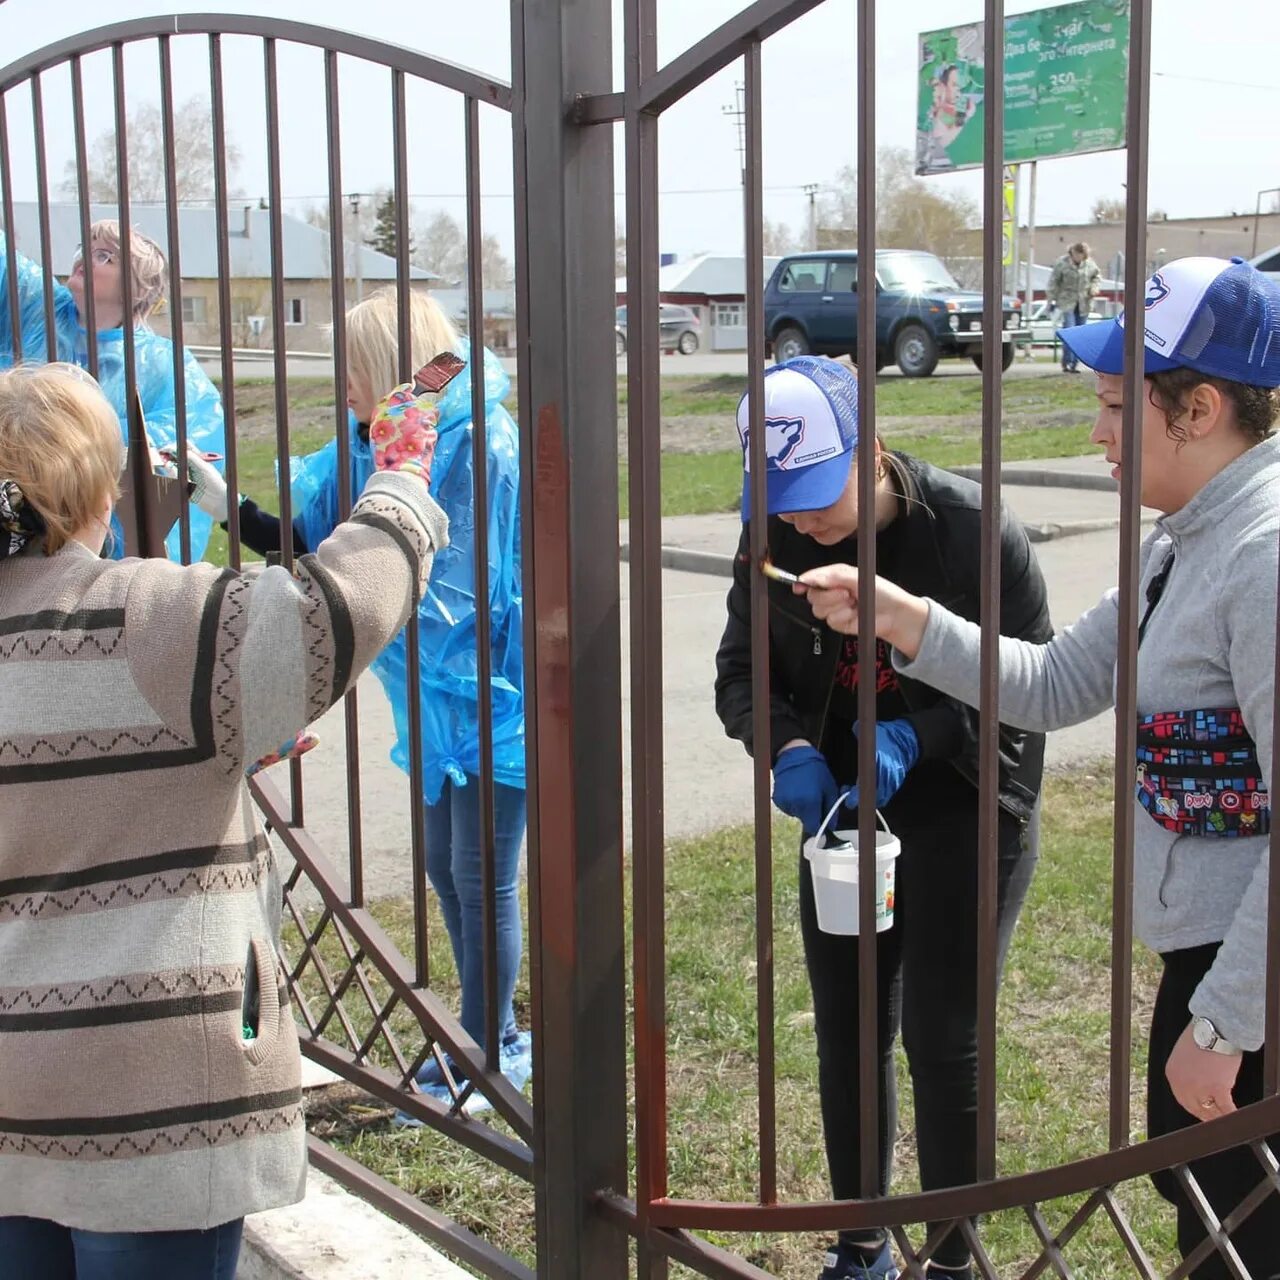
[{"xmin": 0, "ymin": 0, "xmax": 1277, "ymax": 265}]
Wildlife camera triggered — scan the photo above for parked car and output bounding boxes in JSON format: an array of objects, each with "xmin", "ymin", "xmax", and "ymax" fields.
[
  {"xmin": 1026, "ymin": 299, "xmax": 1106, "ymax": 345},
  {"xmin": 763, "ymin": 249, "xmax": 1027, "ymax": 377},
  {"xmin": 615, "ymin": 303, "xmax": 701, "ymax": 356}
]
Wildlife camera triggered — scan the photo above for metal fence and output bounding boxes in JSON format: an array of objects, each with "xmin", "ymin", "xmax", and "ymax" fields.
[{"xmin": 3, "ymin": 3, "xmax": 1280, "ymax": 1278}]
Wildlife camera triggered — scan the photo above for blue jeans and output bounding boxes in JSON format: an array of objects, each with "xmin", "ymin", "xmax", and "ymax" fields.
[
  {"xmin": 1058, "ymin": 303, "xmax": 1084, "ymax": 368},
  {"xmin": 0, "ymin": 1216, "xmax": 243, "ymax": 1279},
  {"xmin": 423, "ymin": 776, "xmax": 526, "ymax": 1048}
]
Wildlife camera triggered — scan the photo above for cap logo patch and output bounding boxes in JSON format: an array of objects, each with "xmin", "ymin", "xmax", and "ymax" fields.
[
  {"xmin": 741, "ymin": 415, "xmax": 808, "ymax": 469},
  {"xmin": 1145, "ymin": 273, "xmax": 1170, "ymax": 310}
]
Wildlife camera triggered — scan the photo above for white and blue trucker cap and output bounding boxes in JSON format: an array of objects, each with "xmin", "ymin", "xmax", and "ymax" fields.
[
  {"xmin": 737, "ymin": 357, "xmax": 859, "ymax": 521},
  {"xmin": 1060, "ymin": 256, "xmax": 1280, "ymax": 388}
]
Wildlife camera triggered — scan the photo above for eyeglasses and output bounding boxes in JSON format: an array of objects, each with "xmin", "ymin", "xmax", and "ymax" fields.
[{"xmin": 72, "ymin": 247, "xmax": 116, "ymax": 269}]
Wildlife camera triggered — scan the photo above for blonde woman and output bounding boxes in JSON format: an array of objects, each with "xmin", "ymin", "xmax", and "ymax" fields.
[
  {"xmin": 0, "ymin": 363, "xmax": 445, "ymax": 1278},
  {"xmin": 0, "ymin": 220, "xmax": 226, "ymax": 561},
  {"xmin": 188, "ymin": 287, "xmax": 529, "ymax": 1111}
]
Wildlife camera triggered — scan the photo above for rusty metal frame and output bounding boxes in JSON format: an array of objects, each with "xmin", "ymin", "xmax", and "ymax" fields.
[{"xmin": 4, "ymin": 3, "xmax": 1280, "ymax": 1277}]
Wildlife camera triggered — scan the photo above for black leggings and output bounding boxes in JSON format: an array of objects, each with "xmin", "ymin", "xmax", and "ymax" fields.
[
  {"xmin": 1148, "ymin": 944, "xmax": 1280, "ymax": 1279},
  {"xmin": 798, "ymin": 798, "xmax": 1038, "ymax": 1268}
]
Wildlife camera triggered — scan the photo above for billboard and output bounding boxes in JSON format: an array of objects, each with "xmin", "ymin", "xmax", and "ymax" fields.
[{"xmin": 916, "ymin": 0, "xmax": 1130, "ymax": 176}]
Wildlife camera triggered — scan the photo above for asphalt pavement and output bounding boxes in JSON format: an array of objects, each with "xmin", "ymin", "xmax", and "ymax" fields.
[{"xmin": 291, "ymin": 459, "xmax": 1140, "ymax": 899}]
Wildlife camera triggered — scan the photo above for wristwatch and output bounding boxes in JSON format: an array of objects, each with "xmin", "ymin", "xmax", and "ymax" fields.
[{"xmin": 1191, "ymin": 1015, "xmax": 1241, "ymax": 1056}]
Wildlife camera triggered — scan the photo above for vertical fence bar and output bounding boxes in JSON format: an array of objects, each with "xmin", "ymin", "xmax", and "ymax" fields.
[
  {"xmin": 1267, "ymin": 536, "xmax": 1280, "ymax": 1094},
  {"xmin": 0, "ymin": 90, "xmax": 24, "ymax": 365},
  {"xmin": 324, "ymin": 48, "xmax": 366, "ymax": 907},
  {"xmin": 29, "ymin": 75, "xmax": 57, "ymax": 362},
  {"xmin": 264, "ymin": 38, "xmax": 304, "ymax": 824},
  {"xmin": 112, "ymin": 45, "xmax": 139, "ymax": 448},
  {"xmin": 463, "ymin": 95, "xmax": 502, "ymax": 1074},
  {"xmin": 158, "ymin": 35, "xmax": 192, "ymax": 564},
  {"xmin": 1110, "ymin": 0, "xmax": 1152, "ymax": 1150},
  {"xmin": 854, "ymin": 0, "xmax": 882, "ymax": 1202},
  {"xmin": 511, "ymin": 0, "xmax": 629, "ymax": 1266},
  {"xmin": 209, "ymin": 34, "xmax": 240, "ymax": 569},
  {"xmin": 624, "ymin": 0, "xmax": 668, "ymax": 1267},
  {"xmin": 743, "ymin": 40, "xmax": 777, "ymax": 1208},
  {"xmin": 390, "ymin": 68, "xmax": 431, "ymax": 988},
  {"xmin": 70, "ymin": 56, "xmax": 98, "ymax": 378},
  {"xmin": 975, "ymin": 0, "xmax": 1005, "ymax": 1184}
]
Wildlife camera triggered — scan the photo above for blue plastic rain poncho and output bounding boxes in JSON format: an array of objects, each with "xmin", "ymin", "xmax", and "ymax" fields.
[
  {"xmin": 290, "ymin": 344, "xmax": 524, "ymax": 804},
  {"xmin": 0, "ymin": 230, "xmax": 226, "ymax": 562}
]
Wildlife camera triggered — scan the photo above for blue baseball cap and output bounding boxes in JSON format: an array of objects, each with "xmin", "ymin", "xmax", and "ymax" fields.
[
  {"xmin": 1059, "ymin": 256, "xmax": 1280, "ymax": 388},
  {"xmin": 737, "ymin": 357, "xmax": 859, "ymax": 521}
]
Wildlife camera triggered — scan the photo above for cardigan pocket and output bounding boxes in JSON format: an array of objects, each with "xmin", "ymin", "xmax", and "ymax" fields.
[{"xmin": 239, "ymin": 937, "xmax": 282, "ymax": 1067}]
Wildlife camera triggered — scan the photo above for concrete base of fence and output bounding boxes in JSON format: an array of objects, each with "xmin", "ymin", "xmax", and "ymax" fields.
[{"xmin": 237, "ymin": 1064, "xmax": 472, "ymax": 1280}]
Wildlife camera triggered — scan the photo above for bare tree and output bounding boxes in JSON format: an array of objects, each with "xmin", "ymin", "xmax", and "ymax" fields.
[
  {"xmin": 816, "ymin": 147, "xmax": 977, "ymax": 259},
  {"xmin": 60, "ymin": 96, "xmax": 240, "ymax": 204},
  {"xmin": 762, "ymin": 217, "xmax": 800, "ymax": 255},
  {"xmin": 1090, "ymin": 195, "xmax": 1126, "ymax": 223},
  {"xmin": 412, "ymin": 210, "xmax": 511, "ymax": 288}
]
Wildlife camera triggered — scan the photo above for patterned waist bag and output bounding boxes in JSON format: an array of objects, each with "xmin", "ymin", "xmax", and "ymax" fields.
[{"xmin": 1136, "ymin": 708, "xmax": 1270, "ymax": 838}]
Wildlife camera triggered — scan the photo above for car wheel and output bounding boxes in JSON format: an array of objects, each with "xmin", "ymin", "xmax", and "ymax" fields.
[
  {"xmin": 970, "ymin": 342, "xmax": 1016, "ymax": 373},
  {"xmin": 894, "ymin": 324, "xmax": 939, "ymax": 378},
  {"xmin": 773, "ymin": 327, "xmax": 810, "ymax": 362},
  {"xmin": 616, "ymin": 331, "xmax": 626, "ymax": 356},
  {"xmin": 677, "ymin": 329, "xmax": 699, "ymax": 355}
]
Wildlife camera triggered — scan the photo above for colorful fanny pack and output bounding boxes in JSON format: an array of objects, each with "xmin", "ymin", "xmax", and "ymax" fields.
[{"xmin": 1136, "ymin": 708, "xmax": 1270, "ymax": 838}]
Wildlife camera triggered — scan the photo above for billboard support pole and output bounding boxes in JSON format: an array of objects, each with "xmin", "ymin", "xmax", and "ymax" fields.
[{"xmin": 1025, "ymin": 158, "xmax": 1038, "ymax": 309}]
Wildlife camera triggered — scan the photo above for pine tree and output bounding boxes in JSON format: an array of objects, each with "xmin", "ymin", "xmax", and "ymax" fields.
[{"xmin": 368, "ymin": 192, "xmax": 413, "ymax": 259}]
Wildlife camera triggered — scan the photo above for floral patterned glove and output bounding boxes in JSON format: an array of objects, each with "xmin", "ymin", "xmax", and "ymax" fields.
[{"xmin": 367, "ymin": 352, "xmax": 464, "ymax": 485}]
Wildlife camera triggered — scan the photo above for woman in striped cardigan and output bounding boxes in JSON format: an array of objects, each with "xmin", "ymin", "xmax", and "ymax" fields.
[{"xmin": 0, "ymin": 363, "xmax": 447, "ymax": 1279}]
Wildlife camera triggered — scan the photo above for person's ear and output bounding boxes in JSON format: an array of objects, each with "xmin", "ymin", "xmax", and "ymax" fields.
[{"xmin": 1184, "ymin": 382, "xmax": 1223, "ymax": 441}]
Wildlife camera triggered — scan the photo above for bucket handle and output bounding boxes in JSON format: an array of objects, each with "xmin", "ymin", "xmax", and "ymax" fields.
[{"xmin": 813, "ymin": 790, "xmax": 890, "ymax": 849}]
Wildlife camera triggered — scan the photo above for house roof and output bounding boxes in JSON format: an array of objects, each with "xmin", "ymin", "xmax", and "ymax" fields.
[
  {"xmin": 615, "ymin": 252, "xmax": 782, "ymax": 297},
  {"xmin": 430, "ymin": 287, "xmax": 517, "ymax": 322},
  {"xmin": 6, "ymin": 202, "xmax": 434, "ymax": 281}
]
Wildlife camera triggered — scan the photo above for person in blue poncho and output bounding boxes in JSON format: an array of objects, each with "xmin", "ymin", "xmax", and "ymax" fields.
[
  {"xmin": 0, "ymin": 220, "xmax": 226, "ymax": 562},
  {"xmin": 187, "ymin": 286, "xmax": 528, "ymax": 1109}
]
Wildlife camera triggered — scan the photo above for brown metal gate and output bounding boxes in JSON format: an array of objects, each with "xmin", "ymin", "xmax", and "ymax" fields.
[{"xmin": 2, "ymin": 3, "xmax": 1279, "ymax": 1277}]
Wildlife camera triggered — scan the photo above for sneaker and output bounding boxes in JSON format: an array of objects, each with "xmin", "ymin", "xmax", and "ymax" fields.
[
  {"xmin": 395, "ymin": 1030, "xmax": 533, "ymax": 1125},
  {"xmin": 819, "ymin": 1239, "xmax": 900, "ymax": 1280}
]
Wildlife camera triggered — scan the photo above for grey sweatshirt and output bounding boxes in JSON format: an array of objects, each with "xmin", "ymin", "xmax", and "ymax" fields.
[{"xmin": 897, "ymin": 435, "xmax": 1280, "ymax": 1050}]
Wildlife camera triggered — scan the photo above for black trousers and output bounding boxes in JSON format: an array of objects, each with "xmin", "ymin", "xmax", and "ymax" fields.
[
  {"xmin": 1148, "ymin": 944, "xmax": 1280, "ymax": 1279},
  {"xmin": 798, "ymin": 793, "xmax": 1038, "ymax": 1268}
]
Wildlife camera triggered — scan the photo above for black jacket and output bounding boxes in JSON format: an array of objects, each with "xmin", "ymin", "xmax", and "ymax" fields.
[{"xmin": 714, "ymin": 454, "xmax": 1053, "ymax": 821}]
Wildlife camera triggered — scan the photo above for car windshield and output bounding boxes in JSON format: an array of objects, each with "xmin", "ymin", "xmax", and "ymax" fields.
[{"xmin": 876, "ymin": 253, "xmax": 959, "ymax": 293}]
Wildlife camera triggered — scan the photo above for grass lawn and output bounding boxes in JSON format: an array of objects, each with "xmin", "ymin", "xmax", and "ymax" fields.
[{"xmin": 290, "ymin": 770, "xmax": 1178, "ymax": 1277}]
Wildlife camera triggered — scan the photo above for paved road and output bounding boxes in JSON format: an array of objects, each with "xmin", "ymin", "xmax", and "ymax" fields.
[{"xmin": 291, "ymin": 522, "xmax": 1126, "ymax": 900}]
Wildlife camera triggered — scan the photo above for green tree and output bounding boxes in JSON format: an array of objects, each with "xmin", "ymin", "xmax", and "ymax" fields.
[{"xmin": 368, "ymin": 191, "xmax": 414, "ymax": 260}]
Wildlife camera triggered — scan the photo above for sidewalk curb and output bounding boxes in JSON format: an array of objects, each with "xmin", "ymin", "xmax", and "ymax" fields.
[
  {"xmin": 621, "ymin": 512, "xmax": 1155, "ymax": 581},
  {"xmin": 237, "ymin": 1063, "xmax": 472, "ymax": 1280},
  {"xmin": 949, "ymin": 463, "xmax": 1118, "ymax": 492}
]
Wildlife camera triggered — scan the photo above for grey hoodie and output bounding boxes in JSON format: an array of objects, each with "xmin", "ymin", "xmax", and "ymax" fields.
[{"xmin": 897, "ymin": 435, "xmax": 1280, "ymax": 1050}]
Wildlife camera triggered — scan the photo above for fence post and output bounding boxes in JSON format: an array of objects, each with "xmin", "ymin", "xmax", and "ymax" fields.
[{"xmin": 509, "ymin": 0, "xmax": 629, "ymax": 1276}]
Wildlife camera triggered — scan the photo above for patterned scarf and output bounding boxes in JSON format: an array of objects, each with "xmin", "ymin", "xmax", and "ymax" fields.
[{"xmin": 0, "ymin": 479, "xmax": 44, "ymax": 559}]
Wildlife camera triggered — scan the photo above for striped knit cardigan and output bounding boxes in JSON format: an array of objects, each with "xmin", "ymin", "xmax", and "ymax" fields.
[{"xmin": 0, "ymin": 470, "xmax": 447, "ymax": 1232}]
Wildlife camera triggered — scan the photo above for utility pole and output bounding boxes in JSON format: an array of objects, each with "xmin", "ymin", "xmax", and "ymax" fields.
[
  {"xmin": 802, "ymin": 182, "xmax": 820, "ymax": 250},
  {"xmin": 721, "ymin": 82, "xmax": 746, "ymax": 187},
  {"xmin": 347, "ymin": 192, "xmax": 364, "ymax": 303}
]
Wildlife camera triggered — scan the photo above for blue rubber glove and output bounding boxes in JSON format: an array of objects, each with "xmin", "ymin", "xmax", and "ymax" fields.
[
  {"xmin": 771, "ymin": 745, "xmax": 840, "ymax": 835},
  {"xmin": 843, "ymin": 719, "xmax": 921, "ymax": 812}
]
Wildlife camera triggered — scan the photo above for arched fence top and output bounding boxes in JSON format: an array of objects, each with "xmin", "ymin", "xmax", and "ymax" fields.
[{"xmin": 0, "ymin": 13, "xmax": 512, "ymax": 110}]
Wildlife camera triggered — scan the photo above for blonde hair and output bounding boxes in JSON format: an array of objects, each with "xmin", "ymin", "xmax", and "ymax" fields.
[
  {"xmin": 90, "ymin": 219, "xmax": 168, "ymax": 320},
  {"xmin": 0, "ymin": 364, "xmax": 122, "ymax": 555},
  {"xmin": 345, "ymin": 287, "xmax": 460, "ymax": 401}
]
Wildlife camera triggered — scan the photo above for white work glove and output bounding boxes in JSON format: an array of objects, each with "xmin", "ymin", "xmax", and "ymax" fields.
[{"xmin": 159, "ymin": 447, "xmax": 229, "ymax": 522}]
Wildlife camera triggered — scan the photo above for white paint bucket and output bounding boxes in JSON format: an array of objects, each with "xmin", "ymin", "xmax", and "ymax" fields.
[{"xmin": 802, "ymin": 794, "xmax": 900, "ymax": 935}]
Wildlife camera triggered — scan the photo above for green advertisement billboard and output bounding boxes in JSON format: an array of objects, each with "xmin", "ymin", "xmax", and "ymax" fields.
[{"xmin": 916, "ymin": 0, "xmax": 1130, "ymax": 176}]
